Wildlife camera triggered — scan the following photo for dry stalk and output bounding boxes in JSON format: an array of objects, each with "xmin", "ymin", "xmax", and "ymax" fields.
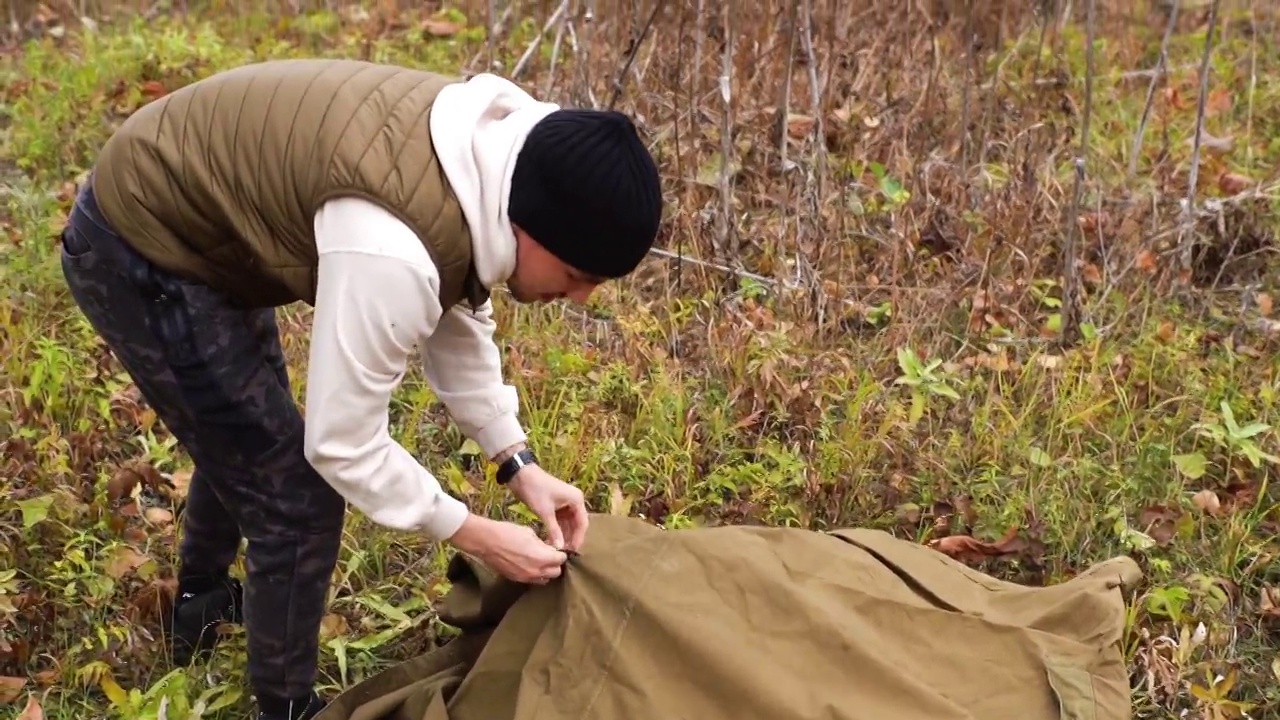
[
  {"xmin": 716, "ymin": 0, "xmax": 737, "ymax": 262},
  {"xmin": 1178, "ymin": 0, "xmax": 1222, "ymax": 274},
  {"xmin": 606, "ymin": 0, "xmax": 666, "ymax": 110},
  {"xmin": 1127, "ymin": 0, "xmax": 1178, "ymax": 181},
  {"xmin": 1058, "ymin": 0, "xmax": 1096, "ymax": 348},
  {"xmin": 797, "ymin": 0, "xmax": 826, "ymax": 202},
  {"xmin": 510, "ymin": 0, "xmax": 569, "ymax": 80},
  {"xmin": 776, "ymin": 0, "xmax": 799, "ymax": 173}
]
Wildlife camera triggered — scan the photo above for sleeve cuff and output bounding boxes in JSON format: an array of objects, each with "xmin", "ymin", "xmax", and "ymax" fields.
[
  {"xmin": 473, "ymin": 412, "xmax": 528, "ymax": 460},
  {"xmin": 423, "ymin": 492, "xmax": 472, "ymax": 542}
]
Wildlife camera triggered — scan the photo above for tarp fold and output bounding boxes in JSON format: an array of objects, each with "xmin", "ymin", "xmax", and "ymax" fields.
[{"xmin": 317, "ymin": 514, "xmax": 1141, "ymax": 720}]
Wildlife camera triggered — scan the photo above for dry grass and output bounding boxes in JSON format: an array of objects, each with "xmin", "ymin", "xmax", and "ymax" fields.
[{"xmin": 1, "ymin": 0, "xmax": 1279, "ymax": 718}]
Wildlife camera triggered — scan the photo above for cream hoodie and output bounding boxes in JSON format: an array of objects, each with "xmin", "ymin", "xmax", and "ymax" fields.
[{"xmin": 302, "ymin": 74, "xmax": 561, "ymax": 541}]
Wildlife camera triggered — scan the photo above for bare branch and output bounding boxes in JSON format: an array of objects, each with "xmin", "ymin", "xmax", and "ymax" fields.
[
  {"xmin": 1178, "ymin": 0, "xmax": 1223, "ymax": 273},
  {"xmin": 1128, "ymin": 1, "xmax": 1178, "ymax": 181},
  {"xmin": 1058, "ymin": 0, "xmax": 1096, "ymax": 348}
]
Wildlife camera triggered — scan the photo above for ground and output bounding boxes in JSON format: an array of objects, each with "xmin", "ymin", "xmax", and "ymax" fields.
[{"xmin": 1, "ymin": 1, "xmax": 1278, "ymax": 718}]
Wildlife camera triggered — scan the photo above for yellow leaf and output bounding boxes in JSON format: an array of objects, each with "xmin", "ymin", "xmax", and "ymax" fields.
[
  {"xmin": 99, "ymin": 674, "xmax": 128, "ymax": 708},
  {"xmin": 607, "ymin": 482, "xmax": 632, "ymax": 517}
]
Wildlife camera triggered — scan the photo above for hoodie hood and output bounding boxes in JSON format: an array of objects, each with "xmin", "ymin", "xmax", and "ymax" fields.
[{"xmin": 428, "ymin": 73, "xmax": 561, "ymax": 289}]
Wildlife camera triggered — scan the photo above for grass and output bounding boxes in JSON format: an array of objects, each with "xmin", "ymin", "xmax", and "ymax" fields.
[{"xmin": 1, "ymin": 0, "xmax": 1279, "ymax": 718}]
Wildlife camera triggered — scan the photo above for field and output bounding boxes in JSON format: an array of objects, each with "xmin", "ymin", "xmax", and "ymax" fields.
[{"xmin": 1, "ymin": 0, "xmax": 1279, "ymax": 717}]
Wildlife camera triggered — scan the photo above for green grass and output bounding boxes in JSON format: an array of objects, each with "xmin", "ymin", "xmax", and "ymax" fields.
[{"xmin": 1, "ymin": 2, "xmax": 1279, "ymax": 719}]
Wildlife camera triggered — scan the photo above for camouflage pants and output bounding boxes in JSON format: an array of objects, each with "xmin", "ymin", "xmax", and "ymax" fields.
[{"xmin": 59, "ymin": 177, "xmax": 344, "ymax": 706}]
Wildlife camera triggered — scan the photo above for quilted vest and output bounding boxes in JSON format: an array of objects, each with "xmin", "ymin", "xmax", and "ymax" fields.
[{"xmin": 90, "ymin": 58, "xmax": 488, "ymax": 310}]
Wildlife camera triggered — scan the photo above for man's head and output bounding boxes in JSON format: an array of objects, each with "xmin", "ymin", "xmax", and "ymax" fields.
[{"xmin": 505, "ymin": 108, "xmax": 663, "ymax": 304}]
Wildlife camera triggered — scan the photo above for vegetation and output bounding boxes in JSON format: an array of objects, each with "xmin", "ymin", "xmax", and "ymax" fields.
[{"xmin": 1, "ymin": 0, "xmax": 1278, "ymax": 717}]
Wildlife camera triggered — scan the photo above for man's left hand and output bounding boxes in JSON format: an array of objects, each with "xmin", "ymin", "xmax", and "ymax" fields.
[{"xmin": 507, "ymin": 466, "xmax": 589, "ymax": 552}]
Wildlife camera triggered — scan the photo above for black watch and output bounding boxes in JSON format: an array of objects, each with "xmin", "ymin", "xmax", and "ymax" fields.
[{"xmin": 495, "ymin": 448, "xmax": 538, "ymax": 485}]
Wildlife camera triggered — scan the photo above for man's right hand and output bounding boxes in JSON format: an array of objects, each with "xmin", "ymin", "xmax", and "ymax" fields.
[{"xmin": 447, "ymin": 514, "xmax": 568, "ymax": 584}]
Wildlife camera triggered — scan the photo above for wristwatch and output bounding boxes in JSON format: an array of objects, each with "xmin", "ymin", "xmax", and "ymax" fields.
[{"xmin": 496, "ymin": 448, "xmax": 538, "ymax": 485}]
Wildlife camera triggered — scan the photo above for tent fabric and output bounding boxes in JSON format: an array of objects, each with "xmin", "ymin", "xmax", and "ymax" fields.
[{"xmin": 315, "ymin": 514, "xmax": 1141, "ymax": 720}]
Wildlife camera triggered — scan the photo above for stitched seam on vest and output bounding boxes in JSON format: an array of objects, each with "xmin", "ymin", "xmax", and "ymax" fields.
[
  {"xmin": 280, "ymin": 67, "xmax": 329, "ymax": 224},
  {"xmin": 307, "ymin": 64, "xmax": 369, "ymax": 219},
  {"xmin": 373, "ymin": 85, "xmax": 433, "ymax": 199},
  {"xmin": 324, "ymin": 69, "xmax": 402, "ymax": 176},
  {"xmin": 252, "ymin": 72, "xmax": 289, "ymax": 229},
  {"xmin": 352, "ymin": 77, "xmax": 421, "ymax": 190},
  {"xmin": 399, "ymin": 103, "xmax": 442, "ymax": 215},
  {"xmin": 202, "ymin": 78, "xmax": 230, "ymax": 247},
  {"xmin": 176, "ymin": 87, "xmax": 198, "ymax": 244},
  {"xmin": 148, "ymin": 95, "xmax": 196, "ymax": 251}
]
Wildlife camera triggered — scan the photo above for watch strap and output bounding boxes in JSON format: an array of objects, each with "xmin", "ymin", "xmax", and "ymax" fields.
[{"xmin": 495, "ymin": 448, "xmax": 537, "ymax": 485}]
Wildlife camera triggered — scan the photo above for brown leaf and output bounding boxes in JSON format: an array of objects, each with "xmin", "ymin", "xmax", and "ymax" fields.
[
  {"xmin": 1217, "ymin": 172, "xmax": 1252, "ymax": 195},
  {"xmin": 1156, "ymin": 321, "xmax": 1176, "ymax": 343},
  {"xmin": 0, "ymin": 676, "xmax": 26, "ymax": 704},
  {"xmin": 1255, "ymin": 292, "xmax": 1273, "ymax": 317},
  {"xmin": 928, "ymin": 526, "xmax": 1034, "ymax": 565},
  {"xmin": 929, "ymin": 534, "xmax": 996, "ymax": 563},
  {"xmin": 143, "ymin": 507, "xmax": 173, "ymax": 526},
  {"xmin": 421, "ymin": 17, "xmax": 463, "ymax": 37},
  {"xmin": 1205, "ymin": 87, "xmax": 1232, "ymax": 117},
  {"xmin": 168, "ymin": 468, "xmax": 193, "ymax": 500},
  {"xmin": 124, "ymin": 578, "xmax": 177, "ymax": 624},
  {"xmin": 139, "ymin": 80, "xmax": 167, "ymax": 99},
  {"xmin": 103, "ymin": 545, "xmax": 151, "ymax": 579},
  {"xmin": 1135, "ymin": 249, "xmax": 1158, "ymax": 274},
  {"xmin": 15, "ymin": 694, "xmax": 42, "ymax": 720},
  {"xmin": 320, "ymin": 613, "xmax": 349, "ymax": 640},
  {"xmin": 1138, "ymin": 505, "xmax": 1182, "ymax": 546},
  {"xmin": 1191, "ymin": 488, "xmax": 1221, "ymax": 515},
  {"xmin": 1260, "ymin": 584, "xmax": 1280, "ymax": 618},
  {"xmin": 786, "ymin": 113, "xmax": 816, "ymax": 139}
]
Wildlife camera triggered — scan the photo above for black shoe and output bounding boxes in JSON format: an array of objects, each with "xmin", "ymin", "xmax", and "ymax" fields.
[
  {"xmin": 166, "ymin": 575, "xmax": 244, "ymax": 666},
  {"xmin": 258, "ymin": 690, "xmax": 326, "ymax": 720}
]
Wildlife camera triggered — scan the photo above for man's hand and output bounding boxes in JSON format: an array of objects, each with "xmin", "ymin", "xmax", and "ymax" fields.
[
  {"xmin": 448, "ymin": 514, "xmax": 568, "ymax": 584},
  {"xmin": 507, "ymin": 466, "xmax": 589, "ymax": 552}
]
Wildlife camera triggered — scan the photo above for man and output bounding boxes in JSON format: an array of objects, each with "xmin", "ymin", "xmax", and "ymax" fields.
[{"xmin": 58, "ymin": 58, "xmax": 663, "ymax": 720}]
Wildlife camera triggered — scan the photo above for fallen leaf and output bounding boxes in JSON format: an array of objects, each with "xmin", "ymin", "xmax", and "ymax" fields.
[
  {"xmin": 1138, "ymin": 505, "xmax": 1183, "ymax": 546},
  {"xmin": 1260, "ymin": 584, "xmax": 1280, "ymax": 618},
  {"xmin": 1218, "ymin": 172, "xmax": 1252, "ymax": 195},
  {"xmin": 124, "ymin": 577, "xmax": 177, "ymax": 623},
  {"xmin": 320, "ymin": 613, "xmax": 349, "ymax": 640},
  {"xmin": 1156, "ymin": 321, "xmax": 1176, "ymax": 343},
  {"xmin": 168, "ymin": 468, "xmax": 193, "ymax": 500},
  {"xmin": 143, "ymin": 507, "xmax": 173, "ymax": 525},
  {"xmin": 103, "ymin": 545, "xmax": 151, "ymax": 580},
  {"xmin": 139, "ymin": 80, "xmax": 166, "ymax": 99},
  {"xmin": 421, "ymin": 17, "xmax": 463, "ymax": 37},
  {"xmin": 1255, "ymin": 292, "xmax": 1273, "ymax": 317},
  {"xmin": 928, "ymin": 525, "xmax": 1036, "ymax": 565},
  {"xmin": 1191, "ymin": 488, "xmax": 1221, "ymax": 515},
  {"xmin": 1135, "ymin": 249, "xmax": 1158, "ymax": 274},
  {"xmin": 786, "ymin": 113, "xmax": 816, "ymax": 139},
  {"xmin": 15, "ymin": 694, "xmax": 42, "ymax": 720},
  {"xmin": 0, "ymin": 676, "xmax": 26, "ymax": 704},
  {"xmin": 1205, "ymin": 87, "xmax": 1232, "ymax": 117}
]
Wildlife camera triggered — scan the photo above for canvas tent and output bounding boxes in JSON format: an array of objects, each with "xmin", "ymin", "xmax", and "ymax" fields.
[{"xmin": 315, "ymin": 514, "xmax": 1141, "ymax": 720}]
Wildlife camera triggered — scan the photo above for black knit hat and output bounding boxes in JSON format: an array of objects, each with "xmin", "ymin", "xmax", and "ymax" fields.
[{"xmin": 508, "ymin": 109, "xmax": 663, "ymax": 279}]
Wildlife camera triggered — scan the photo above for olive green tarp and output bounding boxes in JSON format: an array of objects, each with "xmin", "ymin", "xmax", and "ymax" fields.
[{"xmin": 315, "ymin": 514, "xmax": 1141, "ymax": 720}]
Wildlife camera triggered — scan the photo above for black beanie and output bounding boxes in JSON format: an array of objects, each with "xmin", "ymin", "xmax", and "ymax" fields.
[{"xmin": 508, "ymin": 109, "xmax": 663, "ymax": 279}]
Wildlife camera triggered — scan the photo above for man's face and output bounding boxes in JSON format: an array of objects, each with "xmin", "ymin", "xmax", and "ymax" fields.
[{"xmin": 507, "ymin": 225, "xmax": 603, "ymax": 305}]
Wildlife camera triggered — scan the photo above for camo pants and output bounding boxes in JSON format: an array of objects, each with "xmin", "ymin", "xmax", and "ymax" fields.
[{"xmin": 59, "ymin": 176, "xmax": 344, "ymax": 707}]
